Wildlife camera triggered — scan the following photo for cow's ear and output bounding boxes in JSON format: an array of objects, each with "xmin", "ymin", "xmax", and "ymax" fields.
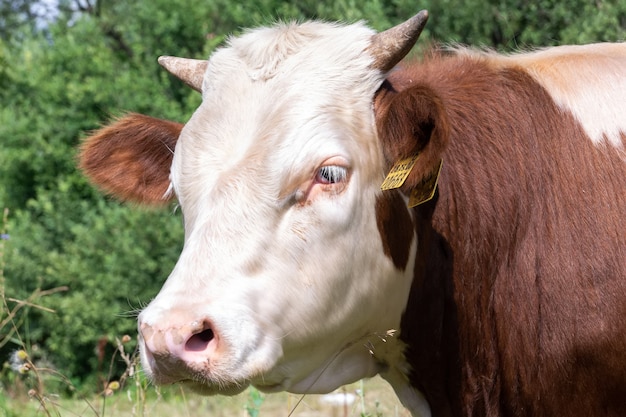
[
  {"xmin": 375, "ymin": 83, "xmax": 449, "ymax": 193},
  {"xmin": 78, "ymin": 113, "xmax": 183, "ymax": 205}
]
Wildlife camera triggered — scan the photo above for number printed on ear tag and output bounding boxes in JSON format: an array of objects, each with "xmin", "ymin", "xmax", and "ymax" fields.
[{"xmin": 381, "ymin": 155, "xmax": 420, "ymax": 190}]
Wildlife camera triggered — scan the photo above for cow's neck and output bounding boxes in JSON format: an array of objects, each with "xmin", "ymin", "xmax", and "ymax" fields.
[
  {"xmin": 381, "ymin": 194, "xmax": 456, "ymax": 417},
  {"xmin": 389, "ymin": 63, "xmax": 577, "ymax": 417}
]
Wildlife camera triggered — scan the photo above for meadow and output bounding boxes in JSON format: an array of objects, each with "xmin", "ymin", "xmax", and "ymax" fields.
[{"xmin": 2, "ymin": 347, "xmax": 407, "ymax": 417}]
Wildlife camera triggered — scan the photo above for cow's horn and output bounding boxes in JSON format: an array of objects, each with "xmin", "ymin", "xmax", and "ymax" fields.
[
  {"xmin": 158, "ymin": 56, "xmax": 208, "ymax": 92},
  {"xmin": 368, "ymin": 10, "xmax": 429, "ymax": 72}
]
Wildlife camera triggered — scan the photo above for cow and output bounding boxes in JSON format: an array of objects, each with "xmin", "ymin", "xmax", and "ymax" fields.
[{"xmin": 78, "ymin": 10, "xmax": 626, "ymax": 417}]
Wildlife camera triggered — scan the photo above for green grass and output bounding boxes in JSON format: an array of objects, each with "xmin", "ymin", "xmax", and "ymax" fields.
[{"xmin": 1, "ymin": 375, "xmax": 407, "ymax": 417}]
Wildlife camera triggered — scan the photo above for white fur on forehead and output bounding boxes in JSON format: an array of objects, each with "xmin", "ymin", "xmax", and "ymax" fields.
[
  {"xmin": 221, "ymin": 20, "xmax": 377, "ymax": 82},
  {"xmin": 179, "ymin": 19, "xmax": 388, "ymax": 207}
]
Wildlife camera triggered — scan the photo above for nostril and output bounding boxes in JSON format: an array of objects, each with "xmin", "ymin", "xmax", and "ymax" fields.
[{"xmin": 185, "ymin": 328, "xmax": 214, "ymax": 352}]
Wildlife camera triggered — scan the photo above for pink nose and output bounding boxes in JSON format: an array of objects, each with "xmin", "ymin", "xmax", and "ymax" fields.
[{"xmin": 139, "ymin": 318, "xmax": 218, "ymax": 384}]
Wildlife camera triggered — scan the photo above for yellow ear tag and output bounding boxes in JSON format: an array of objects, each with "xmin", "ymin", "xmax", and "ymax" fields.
[
  {"xmin": 408, "ymin": 159, "xmax": 443, "ymax": 207},
  {"xmin": 381, "ymin": 154, "xmax": 420, "ymax": 191}
]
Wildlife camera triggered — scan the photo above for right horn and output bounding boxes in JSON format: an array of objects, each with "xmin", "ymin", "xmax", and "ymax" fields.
[{"xmin": 368, "ymin": 10, "xmax": 429, "ymax": 72}]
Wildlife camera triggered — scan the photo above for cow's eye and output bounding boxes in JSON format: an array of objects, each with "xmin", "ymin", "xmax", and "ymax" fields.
[{"xmin": 316, "ymin": 165, "xmax": 348, "ymax": 184}]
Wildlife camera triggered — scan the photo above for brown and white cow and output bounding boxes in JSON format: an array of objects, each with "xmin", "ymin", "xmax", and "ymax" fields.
[{"xmin": 79, "ymin": 10, "xmax": 626, "ymax": 417}]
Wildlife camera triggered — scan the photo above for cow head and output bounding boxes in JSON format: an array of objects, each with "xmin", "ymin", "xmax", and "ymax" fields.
[{"xmin": 79, "ymin": 11, "xmax": 440, "ymax": 407}]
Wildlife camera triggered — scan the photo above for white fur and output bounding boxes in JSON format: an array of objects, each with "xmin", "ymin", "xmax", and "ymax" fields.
[{"xmin": 139, "ymin": 19, "xmax": 424, "ymax": 410}]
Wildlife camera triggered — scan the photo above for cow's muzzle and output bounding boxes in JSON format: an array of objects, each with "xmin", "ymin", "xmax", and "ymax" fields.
[{"xmin": 139, "ymin": 318, "xmax": 218, "ymax": 385}]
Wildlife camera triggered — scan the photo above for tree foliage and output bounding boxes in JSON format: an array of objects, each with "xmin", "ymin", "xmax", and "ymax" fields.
[
  {"xmin": 0, "ymin": 0, "xmax": 624, "ymax": 391},
  {"xmin": 410, "ymin": 0, "xmax": 626, "ymax": 48}
]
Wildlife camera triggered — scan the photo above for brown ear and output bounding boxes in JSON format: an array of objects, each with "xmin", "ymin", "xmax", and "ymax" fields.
[
  {"xmin": 78, "ymin": 113, "xmax": 183, "ymax": 205},
  {"xmin": 375, "ymin": 82, "xmax": 449, "ymax": 192}
]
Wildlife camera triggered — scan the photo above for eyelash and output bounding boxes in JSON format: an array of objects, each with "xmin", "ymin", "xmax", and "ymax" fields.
[{"xmin": 315, "ymin": 165, "xmax": 348, "ymax": 184}]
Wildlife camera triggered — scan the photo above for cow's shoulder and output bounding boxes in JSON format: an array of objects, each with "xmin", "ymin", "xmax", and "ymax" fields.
[{"xmin": 483, "ymin": 43, "xmax": 626, "ymax": 146}]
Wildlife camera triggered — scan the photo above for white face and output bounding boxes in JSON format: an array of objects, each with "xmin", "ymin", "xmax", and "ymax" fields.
[{"xmin": 137, "ymin": 21, "xmax": 416, "ymax": 395}]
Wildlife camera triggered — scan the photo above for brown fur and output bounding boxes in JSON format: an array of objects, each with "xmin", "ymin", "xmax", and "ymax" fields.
[
  {"xmin": 375, "ymin": 80, "xmax": 449, "ymax": 193},
  {"xmin": 375, "ymin": 50, "xmax": 626, "ymax": 416},
  {"xmin": 79, "ymin": 113, "xmax": 182, "ymax": 204},
  {"xmin": 375, "ymin": 190, "xmax": 414, "ymax": 270}
]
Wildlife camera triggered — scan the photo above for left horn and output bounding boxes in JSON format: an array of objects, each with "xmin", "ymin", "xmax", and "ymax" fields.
[
  {"xmin": 368, "ymin": 10, "xmax": 429, "ymax": 72},
  {"xmin": 158, "ymin": 56, "xmax": 208, "ymax": 92}
]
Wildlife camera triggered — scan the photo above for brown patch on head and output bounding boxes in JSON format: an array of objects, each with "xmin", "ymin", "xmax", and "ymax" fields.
[
  {"xmin": 375, "ymin": 190, "xmax": 414, "ymax": 270},
  {"xmin": 79, "ymin": 113, "xmax": 183, "ymax": 205}
]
